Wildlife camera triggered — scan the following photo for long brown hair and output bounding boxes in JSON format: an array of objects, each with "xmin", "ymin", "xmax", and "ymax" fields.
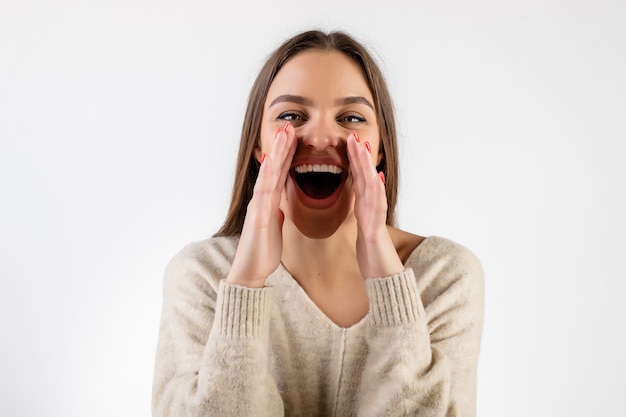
[{"xmin": 215, "ymin": 30, "xmax": 399, "ymax": 236}]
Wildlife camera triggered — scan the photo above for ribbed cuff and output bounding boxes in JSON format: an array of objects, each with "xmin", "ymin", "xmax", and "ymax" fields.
[
  {"xmin": 365, "ymin": 268, "xmax": 424, "ymax": 327},
  {"xmin": 214, "ymin": 280, "xmax": 273, "ymax": 338}
]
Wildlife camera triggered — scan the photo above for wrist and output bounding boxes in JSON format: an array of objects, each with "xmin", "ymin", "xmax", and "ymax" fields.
[
  {"xmin": 358, "ymin": 230, "xmax": 404, "ymax": 279},
  {"xmin": 225, "ymin": 269, "xmax": 267, "ymax": 288}
]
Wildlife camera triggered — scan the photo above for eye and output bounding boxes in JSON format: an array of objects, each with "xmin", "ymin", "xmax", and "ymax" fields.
[
  {"xmin": 277, "ymin": 112, "xmax": 306, "ymax": 122},
  {"xmin": 339, "ymin": 114, "xmax": 366, "ymax": 124}
]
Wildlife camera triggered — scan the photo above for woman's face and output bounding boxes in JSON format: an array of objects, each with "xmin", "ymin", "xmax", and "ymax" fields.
[{"xmin": 258, "ymin": 50, "xmax": 381, "ymax": 238}]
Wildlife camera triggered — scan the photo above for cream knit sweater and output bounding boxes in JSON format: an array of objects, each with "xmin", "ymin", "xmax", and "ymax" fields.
[{"xmin": 152, "ymin": 235, "xmax": 484, "ymax": 417}]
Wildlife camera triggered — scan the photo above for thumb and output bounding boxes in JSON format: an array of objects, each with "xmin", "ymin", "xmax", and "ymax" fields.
[{"xmin": 276, "ymin": 209, "xmax": 285, "ymax": 229}]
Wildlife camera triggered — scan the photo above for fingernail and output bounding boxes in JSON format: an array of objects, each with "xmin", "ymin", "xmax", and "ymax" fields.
[
  {"xmin": 261, "ymin": 153, "xmax": 267, "ymax": 164},
  {"xmin": 354, "ymin": 131, "xmax": 360, "ymax": 143},
  {"xmin": 282, "ymin": 121, "xmax": 290, "ymax": 132},
  {"xmin": 365, "ymin": 141, "xmax": 372, "ymax": 153},
  {"xmin": 275, "ymin": 127, "xmax": 282, "ymax": 139},
  {"xmin": 379, "ymin": 171, "xmax": 385, "ymax": 184}
]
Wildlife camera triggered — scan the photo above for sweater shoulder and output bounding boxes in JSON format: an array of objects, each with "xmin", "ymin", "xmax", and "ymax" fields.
[
  {"xmin": 162, "ymin": 235, "xmax": 240, "ymax": 302},
  {"xmin": 406, "ymin": 236, "xmax": 484, "ymax": 307},
  {"xmin": 407, "ymin": 236, "xmax": 482, "ymax": 273}
]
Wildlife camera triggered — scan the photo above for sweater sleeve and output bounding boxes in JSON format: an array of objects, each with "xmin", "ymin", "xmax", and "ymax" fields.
[
  {"xmin": 151, "ymin": 241, "xmax": 284, "ymax": 417},
  {"xmin": 357, "ymin": 240, "xmax": 484, "ymax": 417}
]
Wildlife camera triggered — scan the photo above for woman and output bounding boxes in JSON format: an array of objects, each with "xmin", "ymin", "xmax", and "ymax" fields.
[{"xmin": 152, "ymin": 30, "xmax": 484, "ymax": 417}]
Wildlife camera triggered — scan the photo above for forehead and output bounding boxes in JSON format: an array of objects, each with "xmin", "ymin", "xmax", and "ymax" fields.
[{"xmin": 265, "ymin": 50, "xmax": 373, "ymax": 105}]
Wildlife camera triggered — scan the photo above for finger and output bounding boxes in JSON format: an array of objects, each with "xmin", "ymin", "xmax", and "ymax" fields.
[
  {"xmin": 348, "ymin": 133, "xmax": 389, "ymax": 226},
  {"xmin": 252, "ymin": 127, "xmax": 295, "ymax": 219},
  {"xmin": 347, "ymin": 132, "xmax": 377, "ymax": 196},
  {"xmin": 346, "ymin": 133, "xmax": 363, "ymax": 191},
  {"xmin": 270, "ymin": 122, "xmax": 292, "ymax": 169},
  {"xmin": 253, "ymin": 153, "xmax": 278, "ymax": 197},
  {"xmin": 275, "ymin": 124, "xmax": 297, "ymax": 188},
  {"xmin": 255, "ymin": 123, "xmax": 291, "ymax": 194}
]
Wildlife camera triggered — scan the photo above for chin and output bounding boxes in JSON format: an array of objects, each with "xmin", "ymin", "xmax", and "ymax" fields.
[
  {"xmin": 291, "ymin": 212, "xmax": 348, "ymax": 239},
  {"xmin": 282, "ymin": 175, "xmax": 354, "ymax": 240}
]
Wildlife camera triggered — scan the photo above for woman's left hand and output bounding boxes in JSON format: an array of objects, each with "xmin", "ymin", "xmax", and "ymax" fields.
[{"xmin": 347, "ymin": 132, "xmax": 405, "ymax": 279}]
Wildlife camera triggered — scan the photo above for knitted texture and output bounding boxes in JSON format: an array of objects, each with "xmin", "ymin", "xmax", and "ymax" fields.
[{"xmin": 152, "ymin": 236, "xmax": 484, "ymax": 417}]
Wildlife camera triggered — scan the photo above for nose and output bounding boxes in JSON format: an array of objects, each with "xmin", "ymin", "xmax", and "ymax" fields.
[{"xmin": 299, "ymin": 115, "xmax": 341, "ymax": 151}]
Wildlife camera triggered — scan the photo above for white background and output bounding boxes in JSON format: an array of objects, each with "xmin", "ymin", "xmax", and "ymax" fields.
[{"xmin": 1, "ymin": 0, "xmax": 625, "ymax": 416}]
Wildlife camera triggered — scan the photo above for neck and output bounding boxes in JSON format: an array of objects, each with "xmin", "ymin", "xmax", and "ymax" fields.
[{"xmin": 281, "ymin": 214, "xmax": 359, "ymax": 286}]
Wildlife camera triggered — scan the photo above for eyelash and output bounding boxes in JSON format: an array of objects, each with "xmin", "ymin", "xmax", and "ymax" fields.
[
  {"xmin": 276, "ymin": 112, "xmax": 366, "ymax": 124},
  {"xmin": 277, "ymin": 112, "xmax": 305, "ymax": 122},
  {"xmin": 340, "ymin": 114, "xmax": 366, "ymax": 123}
]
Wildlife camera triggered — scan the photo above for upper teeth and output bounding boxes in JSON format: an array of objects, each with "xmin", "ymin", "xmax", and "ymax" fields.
[{"xmin": 295, "ymin": 164, "xmax": 344, "ymax": 174}]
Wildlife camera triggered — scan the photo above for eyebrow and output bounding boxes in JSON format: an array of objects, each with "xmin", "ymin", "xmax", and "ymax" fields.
[
  {"xmin": 334, "ymin": 96, "xmax": 374, "ymax": 109},
  {"xmin": 269, "ymin": 94, "xmax": 313, "ymax": 107},
  {"xmin": 269, "ymin": 94, "xmax": 374, "ymax": 109}
]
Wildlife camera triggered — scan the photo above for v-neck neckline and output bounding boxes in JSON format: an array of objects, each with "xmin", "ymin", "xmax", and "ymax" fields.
[{"xmin": 267, "ymin": 236, "xmax": 434, "ymax": 330}]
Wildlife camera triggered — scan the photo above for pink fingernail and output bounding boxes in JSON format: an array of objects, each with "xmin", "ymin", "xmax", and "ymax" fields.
[
  {"xmin": 261, "ymin": 153, "xmax": 267, "ymax": 164},
  {"xmin": 365, "ymin": 141, "xmax": 372, "ymax": 153},
  {"xmin": 379, "ymin": 171, "xmax": 385, "ymax": 184},
  {"xmin": 354, "ymin": 131, "xmax": 360, "ymax": 143},
  {"xmin": 282, "ymin": 121, "xmax": 290, "ymax": 132}
]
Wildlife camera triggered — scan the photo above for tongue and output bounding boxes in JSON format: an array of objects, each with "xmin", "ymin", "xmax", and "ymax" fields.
[{"xmin": 296, "ymin": 172, "xmax": 341, "ymax": 199}]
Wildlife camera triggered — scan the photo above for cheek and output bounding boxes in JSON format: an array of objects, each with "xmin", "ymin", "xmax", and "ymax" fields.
[
  {"xmin": 370, "ymin": 149, "xmax": 380, "ymax": 165},
  {"xmin": 261, "ymin": 125, "xmax": 279, "ymax": 152},
  {"xmin": 372, "ymin": 141, "xmax": 383, "ymax": 166},
  {"xmin": 254, "ymin": 126, "xmax": 274, "ymax": 161}
]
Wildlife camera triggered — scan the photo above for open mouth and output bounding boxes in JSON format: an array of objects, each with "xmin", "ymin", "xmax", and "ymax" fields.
[{"xmin": 292, "ymin": 164, "xmax": 347, "ymax": 200}]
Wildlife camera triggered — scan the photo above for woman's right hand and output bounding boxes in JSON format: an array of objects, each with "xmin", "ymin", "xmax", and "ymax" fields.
[{"xmin": 225, "ymin": 122, "xmax": 297, "ymax": 288}]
